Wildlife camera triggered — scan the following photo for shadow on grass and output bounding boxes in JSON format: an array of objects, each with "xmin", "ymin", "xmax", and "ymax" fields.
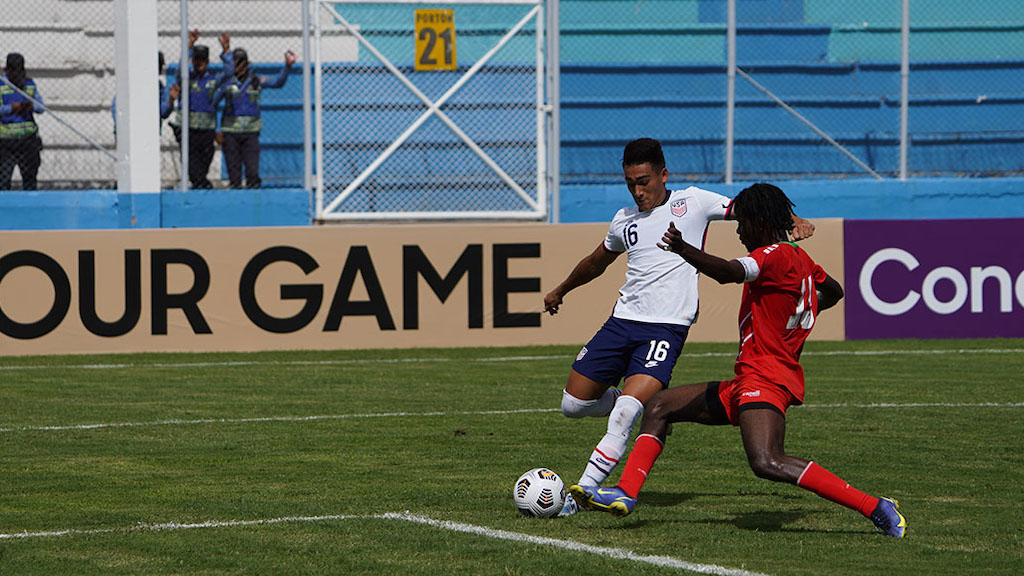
[
  {"xmin": 702, "ymin": 509, "xmax": 865, "ymax": 535},
  {"xmin": 589, "ymin": 491, "xmax": 866, "ymax": 536},
  {"xmin": 637, "ymin": 491, "xmax": 699, "ymax": 508},
  {"xmin": 638, "ymin": 489, "xmax": 802, "ymax": 507},
  {"xmin": 721, "ymin": 509, "xmax": 808, "ymax": 532}
]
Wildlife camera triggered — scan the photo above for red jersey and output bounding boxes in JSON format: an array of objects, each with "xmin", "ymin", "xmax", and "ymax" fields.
[{"xmin": 733, "ymin": 242, "xmax": 827, "ymax": 403}]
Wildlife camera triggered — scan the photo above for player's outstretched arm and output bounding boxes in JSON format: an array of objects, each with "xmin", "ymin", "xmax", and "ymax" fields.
[
  {"xmin": 543, "ymin": 245, "xmax": 619, "ymax": 315},
  {"xmin": 816, "ymin": 274, "xmax": 844, "ymax": 312},
  {"xmin": 658, "ymin": 222, "xmax": 745, "ymax": 285}
]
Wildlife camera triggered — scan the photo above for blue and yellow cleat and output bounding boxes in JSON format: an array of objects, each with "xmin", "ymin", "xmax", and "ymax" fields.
[
  {"xmin": 568, "ymin": 484, "xmax": 595, "ymax": 509},
  {"xmin": 570, "ymin": 484, "xmax": 636, "ymax": 517},
  {"xmin": 871, "ymin": 496, "xmax": 907, "ymax": 538}
]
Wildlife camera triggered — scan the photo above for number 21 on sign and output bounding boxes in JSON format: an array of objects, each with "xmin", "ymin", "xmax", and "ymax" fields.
[{"xmin": 414, "ymin": 9, "xmax": 457, "ymax": 71}]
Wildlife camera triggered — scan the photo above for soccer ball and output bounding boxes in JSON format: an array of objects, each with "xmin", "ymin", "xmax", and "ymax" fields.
[{"xmin": 513, "ymin": 468, "xmax": 566, "ymax": 518}]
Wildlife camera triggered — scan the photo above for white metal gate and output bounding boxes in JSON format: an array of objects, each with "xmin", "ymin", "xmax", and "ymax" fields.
[{"xmin": 313, "ymin": 0, "xmax": 547, "ymax": 221}]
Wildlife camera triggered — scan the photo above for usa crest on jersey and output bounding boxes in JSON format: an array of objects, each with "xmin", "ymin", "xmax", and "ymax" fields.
[{"xmin": 671, "ymin": 198, "xmax": 687, "ymax": 217}]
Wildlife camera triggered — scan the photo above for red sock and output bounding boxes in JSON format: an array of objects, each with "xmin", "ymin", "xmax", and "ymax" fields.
[
  {"xmin": 617, "ymin": 434, "xmax": 664, "ymax": 498},
  {"xmin": 797, "ymin": 461, "xmax": 879, "ymax": 517}
]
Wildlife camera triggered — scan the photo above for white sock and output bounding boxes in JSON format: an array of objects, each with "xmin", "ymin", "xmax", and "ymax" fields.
[
  {"xmin": 561, "ymin": 388, "xmax": 621, "ymax": 419},
  {"xmin": 578, "ymin": 394, "xmax": 644, "ymax": 486}
]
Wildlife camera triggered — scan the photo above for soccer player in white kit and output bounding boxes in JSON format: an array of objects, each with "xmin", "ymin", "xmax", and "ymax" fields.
[{"xmin": 543, "ymin": 138, "xmax": 815, "ymax": 516}]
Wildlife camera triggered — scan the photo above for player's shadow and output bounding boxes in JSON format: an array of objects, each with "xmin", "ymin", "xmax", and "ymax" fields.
[
  {"xmin": 635, "ymin": 490, "xmax": 699, "ymax": 508},
  {"xmin": 701, "ymin": 509, "xmax": 863, "ymax": 535},
  {"xmin": 714, "ymin": 509, "xmax": 807, "ymax": 532}
]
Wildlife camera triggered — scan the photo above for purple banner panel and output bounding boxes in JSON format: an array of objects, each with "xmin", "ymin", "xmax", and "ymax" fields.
[{"xmin": 844, "ymin": 219, "xmax": 1024, "ymax": 339}]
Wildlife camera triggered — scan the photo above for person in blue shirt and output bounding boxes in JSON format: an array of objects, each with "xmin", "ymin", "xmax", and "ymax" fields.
[
  {"xmin": 0, "ymin": 53, "xmax": 45, "ymax": 190},
  {"xmin": 213, "ymin": 34, "xmax": 295, "ymax": 188},
  {"xmin": 169, "ymin": 29, "xmax": 231, "ymax": 189}
]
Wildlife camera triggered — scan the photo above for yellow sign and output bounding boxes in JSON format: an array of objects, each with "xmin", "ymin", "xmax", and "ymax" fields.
[{"xmin": 414, "ymin": 9, "xmax": 457, "ymax": 71}]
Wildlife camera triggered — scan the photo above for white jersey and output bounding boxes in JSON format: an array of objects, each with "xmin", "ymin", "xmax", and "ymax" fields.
[{"xmin": 603, "ymin": 186, "xmax": 733, "ymax": 326}]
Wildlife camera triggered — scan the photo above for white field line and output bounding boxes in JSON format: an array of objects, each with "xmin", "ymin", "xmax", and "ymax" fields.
[
  {"xmin": 0, "ymin": 512, "xmax": 773, "ymax": 576},
  {"xmin": 382, "ymin": 512, "xmax": 772, "ymax": 576},
  {"xmin": 0, "ymin": 514, "xmax": 360, "ymax": 540},
  {"xmin": 1, "ymin": 347, "xmax": 1023, "ymax": 372},
  {"xmin": 2, "ymin": 401, "xmax": 1021, "ymax": 435},
  {"xmin": 0, "ymin": 408, "xmax": 560, "ymax": 433}
]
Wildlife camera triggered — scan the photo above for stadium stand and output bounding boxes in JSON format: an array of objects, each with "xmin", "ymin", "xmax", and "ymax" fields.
[
  {"xmin": 4, "ymin": 0, "xmax": 1024, "ymax": 191},
  {"xmin": 3, "ymin": 0, "xmax": 308, "ymax": 188},
  {"xmin": 556, "ymin": 0, "xmax": 1024, "ymax": 182}
]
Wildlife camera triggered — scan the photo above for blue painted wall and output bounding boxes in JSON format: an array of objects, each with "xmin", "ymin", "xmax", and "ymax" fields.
[
  {"xmin": 1, "ymin": 178, "xmax": 1022, "ymax": 230},
  {"xmin": 161, "ymin": 188, "xmax": 311, "ymax": 228},
  {"xmin": 0, "ymin": 191, "xmax": 160, "ymax": 230},
  {"xmin": 0, "ymin": 188, "xmax": 309, "ymax": 230}
]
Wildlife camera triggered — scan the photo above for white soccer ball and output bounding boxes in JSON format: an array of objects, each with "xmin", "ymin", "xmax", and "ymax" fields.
[{"xmin": 513, "ymin": 468, "xmax": 566, "ymax": 518}]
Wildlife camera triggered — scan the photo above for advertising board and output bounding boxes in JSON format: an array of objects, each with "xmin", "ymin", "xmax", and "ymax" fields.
[
  {"xmin": 844, "ymin": 219, "xmax": 1024, "ymax": 339},
  {"xmin": 0, "ymin": 220, "xmax": 843, "ymax": 356}
]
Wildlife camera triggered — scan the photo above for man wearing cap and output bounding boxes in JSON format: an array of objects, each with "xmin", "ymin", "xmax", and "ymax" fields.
[
  {"xmin": 168, "ymin": 29, "xmax": 231, "ymax": 189},
  {"xmin": 0, "ymin": 53, "xmax": 45, "ymax": 190},
  {"xmin": 213, "ymin": 33, "xmax": 295, "ymax": 188}
]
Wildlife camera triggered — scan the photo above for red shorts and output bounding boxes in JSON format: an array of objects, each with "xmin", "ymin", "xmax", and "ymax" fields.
[{"xmin": 713, "ymin": 375, "xmax": 797, "ymax": 426}]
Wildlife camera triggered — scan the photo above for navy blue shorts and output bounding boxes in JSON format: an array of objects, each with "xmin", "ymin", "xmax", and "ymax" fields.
[{"xmin": 572, "ymin": 316, "xmax": 690, "ymax": 388}]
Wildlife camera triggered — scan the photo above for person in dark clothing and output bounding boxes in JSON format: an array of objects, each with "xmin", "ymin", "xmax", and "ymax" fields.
[
  {"xmin": 213, "ymin": 33, "xmax": 295, "ymax": 188},
  {"xmin": 0, "ymin": 53, "xmax": 45, "ymax": 190},
  {"xmin": 169, "ymin": 29, "xmax": 231, "ymax": 188}
]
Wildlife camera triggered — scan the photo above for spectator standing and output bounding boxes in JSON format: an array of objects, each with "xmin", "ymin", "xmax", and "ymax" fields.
[
  {"xmin": 214, "ymin": 34, "xmax": 295, "ymax": 188},
  {"xmin": 0, "ymin": 53, "xmax": 45, "ymax": 190},
  {"xmin": 169, "ymin": 30, "xmax": 229, "ymax": 189}
]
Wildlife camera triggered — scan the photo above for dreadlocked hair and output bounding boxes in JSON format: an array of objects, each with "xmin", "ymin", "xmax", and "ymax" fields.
[{"xmin": 732, "ymin": 183, "xmax": 795, "ymax": 236}]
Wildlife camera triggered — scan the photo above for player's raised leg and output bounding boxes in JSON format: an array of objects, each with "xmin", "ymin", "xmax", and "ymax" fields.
[{"xmin": 739, "ymin": 408, "xmax": 907, "ymax": 538}]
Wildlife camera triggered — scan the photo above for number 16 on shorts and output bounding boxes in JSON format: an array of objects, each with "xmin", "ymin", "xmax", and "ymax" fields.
[
  {"xmin": 647, "ymin": 338, "xmax": 671, "ymax": 364},
  {"xmin": 645, "ymin": 340, "xmax": 671, "ymax": 364}
]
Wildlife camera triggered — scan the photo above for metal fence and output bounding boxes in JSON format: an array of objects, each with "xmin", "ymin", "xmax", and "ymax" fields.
[
  {"xmin": 163, "ymin": 1, "xmax": 306, "ymax": 190},
  {"xmin": 4, "ymin": 1, "xmax": 118, "ymax": 189},
  {"xmin": 313, "ymin": 0, "xmax": 549, "ymax": 221},
  {"xmin": 2, "ymin": 0, "xmax": 306, "ymax": 190},
  {"xmin": 3, "ymin": 0, "xmax": 1024, "ymax": 193},
  {"xmin": 560, "ymin": 0, "xmax": 1024, "ymax": 184},
  {"xmin": 729, "ymin": 0, "xmax": 1024, "ymax": 180}
]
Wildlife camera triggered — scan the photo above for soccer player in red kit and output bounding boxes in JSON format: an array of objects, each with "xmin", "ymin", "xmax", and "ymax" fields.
[{"xmin": 571, "ymin": 183, "xmax": 907, "ymax": 538}]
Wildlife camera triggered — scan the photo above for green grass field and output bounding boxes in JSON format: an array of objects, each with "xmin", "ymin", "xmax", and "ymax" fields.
[{"xmin": 1, "ymin": 339, "xmax": 1022, "ymax": 575}]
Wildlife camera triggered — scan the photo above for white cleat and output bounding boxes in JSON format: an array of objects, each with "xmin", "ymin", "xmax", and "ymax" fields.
[{"xmin": 558, "ymin": 493, "xmax": 580, "ymax": 517}]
